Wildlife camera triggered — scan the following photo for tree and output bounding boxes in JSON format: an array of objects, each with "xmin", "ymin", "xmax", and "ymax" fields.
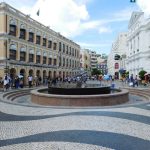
[
  {"xmin": 91, "ymin": 68, "xmax": 101, "ymax": 75},
  {"xmin": 125, "ymin": 71, "xmax": 129, "ymax": 78},
  {"xmin": 138, "ymin": 70, "xmax": 147, "ymax": 80}
]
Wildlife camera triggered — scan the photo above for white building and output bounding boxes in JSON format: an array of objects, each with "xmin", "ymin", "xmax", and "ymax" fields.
[
  {"xmin": 126, "ymin": 12, "xmax": 150, "ymax": 76},
  {"xmin": 107, "ymin": 32, "xmax": 127, "ymax": 79},
  {"xmin": 90, "ymin": 51, "xmax": 97, "ymax": 69}
]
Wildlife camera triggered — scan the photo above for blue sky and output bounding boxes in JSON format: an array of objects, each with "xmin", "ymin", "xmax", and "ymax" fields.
[{"xmin": 1, "ymin": 0, "xmax": 148, "ymax": 54}]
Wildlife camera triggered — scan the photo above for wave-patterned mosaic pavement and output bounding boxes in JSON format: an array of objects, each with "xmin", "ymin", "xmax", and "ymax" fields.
[{"xmin": 0, "ymin": 98, "xmax": 150, "ymax": 150}]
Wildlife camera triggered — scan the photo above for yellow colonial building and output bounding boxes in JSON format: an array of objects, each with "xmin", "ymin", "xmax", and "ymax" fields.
[
  {"xmin": 80, "ymin": 49, "xmax": 91, "ymax": 75},
  {"xmin": 0, "ymin": 2, "xmax": 80, "ymax": 84}
]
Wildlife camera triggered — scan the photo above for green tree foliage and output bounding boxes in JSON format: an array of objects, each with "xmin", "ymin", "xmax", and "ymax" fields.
[
  {"xmin": 138, "ymin": 70, "xmax": 147, "ymax": 80},
  {"xmin": 125, "ymin": 71, "xmax": 129, "ymax": 78},
  {"xmin": 91, "ymin": 68, "xmax": 101, "ymax": 75}
]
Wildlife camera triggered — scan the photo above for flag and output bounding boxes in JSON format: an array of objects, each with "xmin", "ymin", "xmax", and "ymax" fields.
[
  {"xmin": 37, "ymin": 9, "xmax": 40, "ymax": 16},
  {"xmin": 130, "ymin": 0, "xmax": 136, "ymax": 2}
]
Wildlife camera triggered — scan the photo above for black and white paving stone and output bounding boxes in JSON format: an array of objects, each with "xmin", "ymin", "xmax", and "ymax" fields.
[{"xmin": 0, "ymin": 93, "xmax": 150, "ymax": 149}]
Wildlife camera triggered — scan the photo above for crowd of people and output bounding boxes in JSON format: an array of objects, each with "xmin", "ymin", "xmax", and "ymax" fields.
[{"xmin": 0, "ymin": 73, "xmax": 150, "ymax": 91}]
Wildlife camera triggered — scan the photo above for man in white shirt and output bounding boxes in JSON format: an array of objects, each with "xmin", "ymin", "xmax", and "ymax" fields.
[{"xmin": 28, "ymin": 75, "xmax": 33, "ymax": 88}]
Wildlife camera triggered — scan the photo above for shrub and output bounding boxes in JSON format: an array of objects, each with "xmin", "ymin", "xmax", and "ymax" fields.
[{"xmin": 138, "ymin": 70, "xmax": 147, "ymax": 80}]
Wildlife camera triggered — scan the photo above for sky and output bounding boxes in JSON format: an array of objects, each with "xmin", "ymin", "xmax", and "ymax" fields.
[{"xmin": 1, "ymin": 0, "xmax": 150, "ymax": 54}]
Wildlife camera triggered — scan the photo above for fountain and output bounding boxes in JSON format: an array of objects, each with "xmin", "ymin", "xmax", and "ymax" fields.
[{"xmin": 31, "ymin": 78, "xmax": 129, "ymax": 107}]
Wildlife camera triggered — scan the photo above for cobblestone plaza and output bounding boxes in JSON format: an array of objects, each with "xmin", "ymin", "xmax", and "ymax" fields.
[{"xmin": 0, "ymin": 85, "xmax": 150, "ymax": 150}]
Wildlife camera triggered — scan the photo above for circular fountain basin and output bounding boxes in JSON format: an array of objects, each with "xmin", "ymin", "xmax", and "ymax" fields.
[
  {"xmin": 31, "ymin": 87, "xmax": 129, "ymax": 107},
  {"xmin": 48, "ymin": 86, "xmax": 111, "ymax": 95}
]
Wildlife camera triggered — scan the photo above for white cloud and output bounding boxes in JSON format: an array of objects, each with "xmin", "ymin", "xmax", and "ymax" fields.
[
  {"xmin": 98, "ymin": 26, "xmax": 112, "ymax": 34},
  {"xmin": 13, "ymin": 0, "xmax": 133, "ymax": 39},
  {"xmin": 77, "ymin": 41, "xmax": 111, "ymax": 54},
  {"xmin": 137, "ymin": 0, "xmax": 150, "ymax": 16},
  {"xmin": 78, "ymin": 41, "xmax": 110, "ymax": 48},
  {"xmin": 107, "ymin": 7, "xmax": 134, "ymax": 23},
  {"xmin": 20, "ymin": 0, "xmax": 90, "ymax": 38}
]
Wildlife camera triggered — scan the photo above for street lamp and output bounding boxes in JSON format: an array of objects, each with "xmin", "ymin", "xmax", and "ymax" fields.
[{"xmin": 5, "ymin": 38, "xmax": 11, "ymax": 74}]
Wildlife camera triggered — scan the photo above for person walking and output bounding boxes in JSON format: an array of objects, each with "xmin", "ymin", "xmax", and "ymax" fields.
[
  {"xmin": 28, "ymin": 75, "xmax": 33, "ymax": 88},
  {"xmin": 134, "ymin": 75, "xmax": 139, "ymax": 87},
  {"xmin": 129, "ymin": 74, "xmax": 134, "ymax": 87},
  {"xmin": 3, "ymin": 75, "xmax": 9, "ymax": 91}
]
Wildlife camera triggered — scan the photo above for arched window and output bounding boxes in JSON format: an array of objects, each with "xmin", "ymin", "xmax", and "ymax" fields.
[
  {"xmin": 115, "ymin": 63, "xmax": 119, "ymax": 69},
  {"xmin": 54, "ymin": 55, "xmax": 57, "ymax": 66},
  {"xmin": 43, "ymin": 35, "xmax": 47, "ymax": 47},
  {"xmin": 20, "ymin": 46, "xmax": 26, "ymax": 61},
  {"xmin": 9, "ymin": 44, "xmax": 17, "ymax": 60},
  {"xmin": 29, "ymin": 49, "xmax": 34, "ymax": 62},
  {"xmin": 9, "ymin": 19, "xmax": 17, "ymax": 36},
  {"xmin": 29, "ymin": 28, "xmax": 34, "ymax": 42},
  {"xmin": 36, "ymin": 31, "xmax": 41, "ymax": 45},
  {"xmin": 36, "ymin": 51, "xmax": 41, "ymax": 63},
  {"xmin": 43, "ymin": 52, "xmax": 47, "ymax": 64},
  {"xmin": 20, "ymin": 24, "xmax": 26, "ymax": 40}
]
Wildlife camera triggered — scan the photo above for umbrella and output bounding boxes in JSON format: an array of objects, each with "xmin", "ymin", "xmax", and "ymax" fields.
[
  {"xmin": 144, "ymin": 73, "xmax": 149, "ymax": 76},
  {"xmin": 104, "ymin": 75, "xmax": 110, "ymax": 80}
]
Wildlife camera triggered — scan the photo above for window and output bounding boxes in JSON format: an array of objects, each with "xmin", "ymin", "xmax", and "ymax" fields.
[
  {"xmin": 36, "ymin": 55, "xmax": 40, "ymax": 63},
  {"xmin": 29, "ymin": 54, "xmax": 34, "ymax": 62},
  {"xmin": 43, "ymin": 38, "xmax": 46, "ymax": 46},
  {"xmin": 75, "ymin": 49, "xmax": 76, "ymax": 57},
  {"xmin": 9, "ymin": 49, "xmax": 16, "ymax": 60},
  {"xmin": 36, "ymin": 35, "xmax": 41, "ymax": 45},
  {"xmin": 59, "ymin": 56, "xmax": 61, "ymax": 66},
  {"xmin": 29, "ymin": 32, "xmax": 34, "ymax": 42},
  {"xmin": 20, "ymin": 29, "xmax": 26, "ymax": 39},
  {"xmin": 9, "ymin": 25, "xmax": 16, "ymax": 36},
  {"xmin": 66, "ymin": 46, "xmax": 68, "ymax": 54},
  {"xmin": 20, "ymin": 52, "xmax": 26, "ymax": 61},
  {"xmin": 63, "ymin": 44, "xmax": 65, "ymax": 53},
  {"xmin": 72, "ymin": 60, "xmax": 74, "ymax": 68},
  {"xmin": 72, "ymin": 48, "xmax": 74, "ymax": 56},
  {"xmin": 54, "ymin": 59, "xmax": 57, "ymax": 65},
  {"xmin": 63, "ymin": 57, "xmax": 65, "ymax": 66},
  {"xmin": 115, "ymin": 63, "xmax": 119, "ymax": 69},
  {"xmin": 69, "ymin": 47, "xmax": 71, "ymax": 55},
  {"xmin": 70, "ymin": 59, "xmax": 71, "ymax": 67},
  {"xmin": 66, "ymin": 59, "xmax": 68, "ymax": 67},
  {"xmin": 53, "ymin": 43, "xmax": 57, "ymax": 50},
  {"xmin": 48, "ymin": 58, "xmax": 52, "ymax": 65},
  {"xmin": 43, "ymin": 56, "xmax": 47, "ymax": 64},
  {"xmin": 59, "ymin": 42, "xmax": 62, "ymax": 51},
  {"xmin": 48, "ymin": 41, "xmax": 52, "ymax": 48}
]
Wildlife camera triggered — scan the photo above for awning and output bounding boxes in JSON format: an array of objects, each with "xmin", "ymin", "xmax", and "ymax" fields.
[
  {"xmin": 36, "ymin": 51, "xmax": 41, "ymax": 56},
  {"xmin": 43, "ymin": 52, "xmax": 47, "ymax": 56},
  {"xmin": 20, "ymin": 47, "xmax": 26, "ymax": 52},
  {"xmin": 144, "ymin": 73, "xmax": 150, "ymax": 76},
  {"xmin": 29, "ymin": 49, "xmax": 34, "ymax": 54},
  {"xmin": 10, "ymin": 44, "xmax": 17, "ymax": 50}
]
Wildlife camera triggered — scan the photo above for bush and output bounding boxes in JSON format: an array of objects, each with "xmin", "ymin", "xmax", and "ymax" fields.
[
  {"xmin": 138, "ymin": 70, "xmax": 147, "ymax": 80},
  {"xmin": 91, "ymin": 68, "xmax": 101, "ymax": 75}
]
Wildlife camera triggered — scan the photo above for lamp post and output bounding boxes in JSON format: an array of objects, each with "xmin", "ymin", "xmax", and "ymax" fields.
[{"xmin": 5, "ymin": 38, "xmax": 10, "ymax": 74}]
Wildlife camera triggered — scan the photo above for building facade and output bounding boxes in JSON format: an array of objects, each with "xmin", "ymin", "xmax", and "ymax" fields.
[
  {"xmin": 80, "ymin": 49, "xmax": 91, "ymax": 75},
  {"xmin": 0, "ymin": 2, "xmax": 80, "ymax": 84},
  {"xmin": 89, "ymin": 51, "xmax": 97, "ymax": 69},
  {"xmin": 97, "ymin": 55, "xmax": 107, "ymax": 75},
  {"xmin": 107, "ymin": 32, "xmax": 127, "ymax": 79},
  {"xmin": 126, "ymin": 12, "xmax": 150, "ymax": 76}
]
